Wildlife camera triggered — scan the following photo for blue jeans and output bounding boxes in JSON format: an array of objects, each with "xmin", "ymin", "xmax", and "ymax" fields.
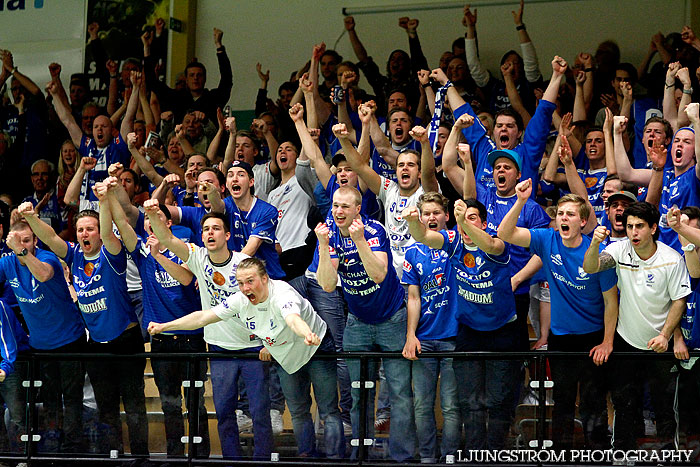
[
  {"xmin": 344, "ymin": 307, "xmax": 416, "ymax": 462},
  {"xmin": 151, "ymin": 333, "xmax": 210, "ymax": 457},
  {"xmin": 209, "ymin": 345, "xmax": 272, "ymax": 459},
  {"xmin": 275, "ymin": 336, "xmax": 345, "ymax": 458},
  {"xmin": 453, "ymin": 321, "xmax": 521, "ymax": 450},
  {"xmin": 411, "ymin": 339, "xmax": 460, "ymax": 463},
  {"xmin": 237, "ymin": 363, "xmax": 286, "ymax": 413},
  {"xmin": 0, "ymin": 360, "xmax": 26, "ymax": 453},
  {"xmin": 290, "ymin": 275, "xmax": 351, "ymax": 420}
]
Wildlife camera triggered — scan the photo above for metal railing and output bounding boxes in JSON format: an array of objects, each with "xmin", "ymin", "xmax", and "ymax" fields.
[{"xmin": 0, "ymin": 349, "xmax": 697, "ymax": 466}]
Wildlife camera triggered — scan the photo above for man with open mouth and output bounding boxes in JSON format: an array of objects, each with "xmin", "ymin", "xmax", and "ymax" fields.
[
  {"xmin": 315, "ymin": 185, "xmax": 415, "ymax": 462},
  {"xmin": 613, "ymin": 107, "xmax": 700, "ymax": 252},
  {"xmin": 19, "ymin": 185, "xmax": 149, "ymax": 457},
  {"xmin": 448, "ymin": 56, "xmax": 568, "ymax": 194},
  {"xmin": 148, "ymin": 257, "xmax": 345, "ymax": 459},
  {"xmin": 584, "ymin": 202, "xmax": 690, "ymax": 450},
  {"xmin": 500, "ymin": 181, "xmax": 618, "ymax": 451},
  {"xmin": 143, "ymin": 199, "xmax": 273, "ymax": 460}
]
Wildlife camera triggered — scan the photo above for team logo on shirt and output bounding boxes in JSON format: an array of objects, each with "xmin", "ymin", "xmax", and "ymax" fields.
[
  {"xmin": 463, "ymin": 253, "xmax": 476, "ymax": 268},
  {"xmin": 550, "ymin": 254, "xmax": 563, "ymax": 266},
  {"xmin": 84, "ymin": 262, "xmax": 95, "ymax": 277},
  {"xmin": 367, "ymin": 237, "xmax": 380, "ymax": 247},
  {"xmin": 343, "ymin": 237, "xmax": 354, "ymax": 248},
  {"xmin": 585, "ymin": 177, "xmax": 598, "ymax": 188},
  {"xmin": 403, "ymin": 260, "xmax": 412, "ymax": 272},
  {"xmin": 577, "ymin": 267, "xmax": 589, "ymax": 280},
  {"xmin": 384, "ymin": 178, "xmax": 392, "ymax": 189},
  {"xmin": 212, "ymin": 271, "xmax": 226, "ymax": 286},
  {"xmin": 447, "ymin": 230, "xmax": 456, "ymax": 243},
  {"xmin": 431, "ymin": 250, "xmax": 440, "ymax": 260},
  {"xmin": 646, "ymin": 273, "xmax": 655, "ymax": 285}
]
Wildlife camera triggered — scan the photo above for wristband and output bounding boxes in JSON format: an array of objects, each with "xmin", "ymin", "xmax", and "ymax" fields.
[
  {"xmin": 683, "ymin": 87, "xmax": 693, "ymax": 95},
  {"xmin": 516, "ymin": 24, "xmax": 526, "ymax": 31},
  {"xmin": 9, "ymin": 66, "xmax": 17, "ymax": 75},
  {"xmin": 421, "ymin": 82, "xmax": 432, "ymax": 89},
  {"xmin": 216, "ymin": 46, "xmax": 225, "ymax": 53},
  {"xmin": 665, "ymin": 82, "xmax": 675, "ymax": 88},
  {"xmin": 110, "ymin": 74, "xmax": 118, "ymax": 79},
  {"xmin": 651, "ymin": 165, "xmax": 664, "ymax": 172},
  {"xmin": 583, "ymin": 67, "xmax": 594, "ymax": 73}
]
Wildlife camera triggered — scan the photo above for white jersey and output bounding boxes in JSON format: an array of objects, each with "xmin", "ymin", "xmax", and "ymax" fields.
[
  {"xmin": 253, "ymin": 162, "xmax": 278, "ymax": 202},
  {"xmin": 604, "ymin": 239, "xmax": 691, "ymax": 349},
  {"xmin": 185, "ymin": 244, "xmax": 260, "ymax": 350},
  {"xmin": 213, "ymin": 280, "xmax": 327, "ymax": 374},
  {"xmin": 268, "ymin": 175, "xmax": 312, "ymax": 252},
  {"xmin": 377, "ymin": 176, "xmax": 423, "ymax": 279}
]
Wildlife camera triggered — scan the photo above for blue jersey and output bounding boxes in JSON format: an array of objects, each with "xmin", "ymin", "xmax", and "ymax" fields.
[
  {"xmin": 223, "ymin": 197, "xmax": 285, "ymax": 279},
  {"xmin": 327, "ymin": 217, "xmax": 405, "ymax": 323},
  {"xmin": 325, "ymin": 174, "xmax": 381, "ymax": 220},
  {"xmin": 22, "ymin": 192, "xmax": 64, "ymax": 233},
  {"xmin": 179, "ymin": 205, "xmax": 208, "ymax": 247},
  {"xmin": 681, "ymin": 279, "xmax": 700, "ymax": 349},
  {"xmin": 477, "ymin": 185, "xmax": 551, "ymax": 294},
  {"xmin": 64, "ymin": 242, "xmax": 136, "ymax": 342},
  {"xmin": 0, "ymin": 249, "xmax": 84, "ymax": 350},
  {"xmin": 0, "ymin": 299, "xmax": 25, "ymax": 376},
  {"xmin": 402, "ymin": 243, "xmax": 458, "ymax": 340},
  {"xmin": 658, "ymin": 166, "xmax": 700, "ymax": 252},
  {"xmin": 129, "ymin": 236, "xmax": 201, "ymax": 333},
  {"xmin": 631, "ymin": 98, "xmax": 663, "ymax": 169},
  {"xmin": 453, "ymin": 99, "xmax": 555, "ymax": 195},
  {"xmin": 78, "ymin": 134, "xmax": 130, "ymax": 211},
  {"xmin": 577, "ymin": 166, "xmax": 607, "ymax": 222},
  {"xmin": 439, "ymin": 229, "xmax": 516, "ymax": 331},
  {"xmin": 0, "ymin": 242, "xmax": 17, "ymax": 310},
  {"xmin": 173, "ymin": 186, "xmax": 201, "ymax": 207},
  {"xmin": 370, "ymin": 139, "xmax": 421, "ymax": 182},
  {"xmin": 529, "ymin": 229, "xmax": 617, "ymax": 335}
]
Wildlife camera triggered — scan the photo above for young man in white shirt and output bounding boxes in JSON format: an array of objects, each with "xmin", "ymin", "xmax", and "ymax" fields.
[
  {"xmin": 583, "ymin": 201, "xmax": 690, "ymax": 449},
  {"xmin": 148, "ymin": 257, "xmax": 345, "ymax": 458}
]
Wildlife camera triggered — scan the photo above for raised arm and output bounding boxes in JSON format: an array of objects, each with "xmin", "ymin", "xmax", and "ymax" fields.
[
  {"xmin": 17, "ymin": 203, "xmax": 68, "ymax": 258},
  {"xmin": 684, "ymin": 103, "xmax": 700, "ymax": 182},
  {"xmin": 64, "ymin": 157, "xmax": 95, "ymax": 207},
  {"xmin": 336, "ymin": 70, "xmax": 359, "ymax": 145},
  {"xmin": 344, "ymin": 16, "xmax": 369, "ymax": 63},
  {"xmin": 127, "ymin": 133, "xmax": 163, "ymax": 186},
  {"xmin": 410, "ymin": 126, "xmax": 439, "ymax": 193},
  {"xmin": 613, "ymin": 116, "xmax": 651, "ymax": 186},
  {"xmin": 559, "ymin": 135, "xmax": 597, "ymax": 233},
  {"xmin": 143, "ymin": 199, "xmax": 189, "ymax": 261},
  {"xmin": 314, "ymin": 222, "xmax": 339, "ymax": 293},
  {"xmin": 582, "ymin": 225, "xmax": 616, "ymax": 274},
  {"xmin": 442, "ymin": 115, "xmax": 471, "ymax": 196},
  {"xmin": 644, "ymin": 142, "xmax": 669, "ymax": 207},
  {"xmin": 120, "ymin": 71, "xmax": 142, "ymax": 141},
  {"xmin": 455, "ymin": 199, "xmax": 504, "ymax": 255},
  {"xmin": 402, "ymin": 206, "xmax": 444, "ymax": 249},
  {"xmin": 106, "ymin": 163, "xmax": 141, "ymax": 226},
  {"xmin": 349, "ymin": 218, "xmax": 388, "ymax": 284},
  {"xmin": 462, "ymin": 5, "xmax": 491, "ymax": 88},
  {"xmin": 94, "ymin": 180, "xmax": 122, "ymax": 255},
  {"xmin": 602, "ymin": 108, "xmax": 616, "ymax": 175},
  {"xmin": 502, "ymin": 61, "xmax": 531, "ymax": 127},
  {"xmin": 512, "ymin": 0, "xmax": 542, "ymax": 83},
  {"xmin": 106, "ymin": 179, "xmax": 138, "ymax": 252},
  {"xmin": 291, "ymin": 103, "xmax": 332, "ymax": 189},
  {"xmin": 45, "ymin": 81, "xmax": 82, "ymax": 147},
  {"xmin": 147, "ymin": 235, "xmax": 195, "ymax": 286},
  {"xmin": 496, "ymin": 179, "xmax": 532, "ymax": 248},
  {"xmin": 5, "ymin": 231, "xmax": 54, "ymax": 282},
  {"xmin": 335, "ymin": 122, "xmax": 382, "ymax": 194},
  {"xmin": 2, "ymin": 51, "xmax": 41, "ymax": 96},
  {"xmin": 668, "ymin": 208, "xmax": 700, "ymax": 278}
]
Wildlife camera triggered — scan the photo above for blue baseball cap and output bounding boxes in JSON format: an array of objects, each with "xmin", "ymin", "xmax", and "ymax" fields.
[{"xmin": 487, "ymin": 149, "xmax": 522, "ymax": 172}]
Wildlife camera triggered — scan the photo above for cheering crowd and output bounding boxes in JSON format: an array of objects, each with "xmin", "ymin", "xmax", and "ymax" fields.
[{"xmin": 1, "ymin": 2, "xmax": 700, "ymax": 462}]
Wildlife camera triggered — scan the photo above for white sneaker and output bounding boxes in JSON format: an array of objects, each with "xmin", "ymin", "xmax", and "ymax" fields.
[
  {"xmin": 270, "ymin": 409, "xmax": 284, "ymax": 434},
  {"xmin": 236, "ymin": 409, "xmax": 253, "ymax": 433}
]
